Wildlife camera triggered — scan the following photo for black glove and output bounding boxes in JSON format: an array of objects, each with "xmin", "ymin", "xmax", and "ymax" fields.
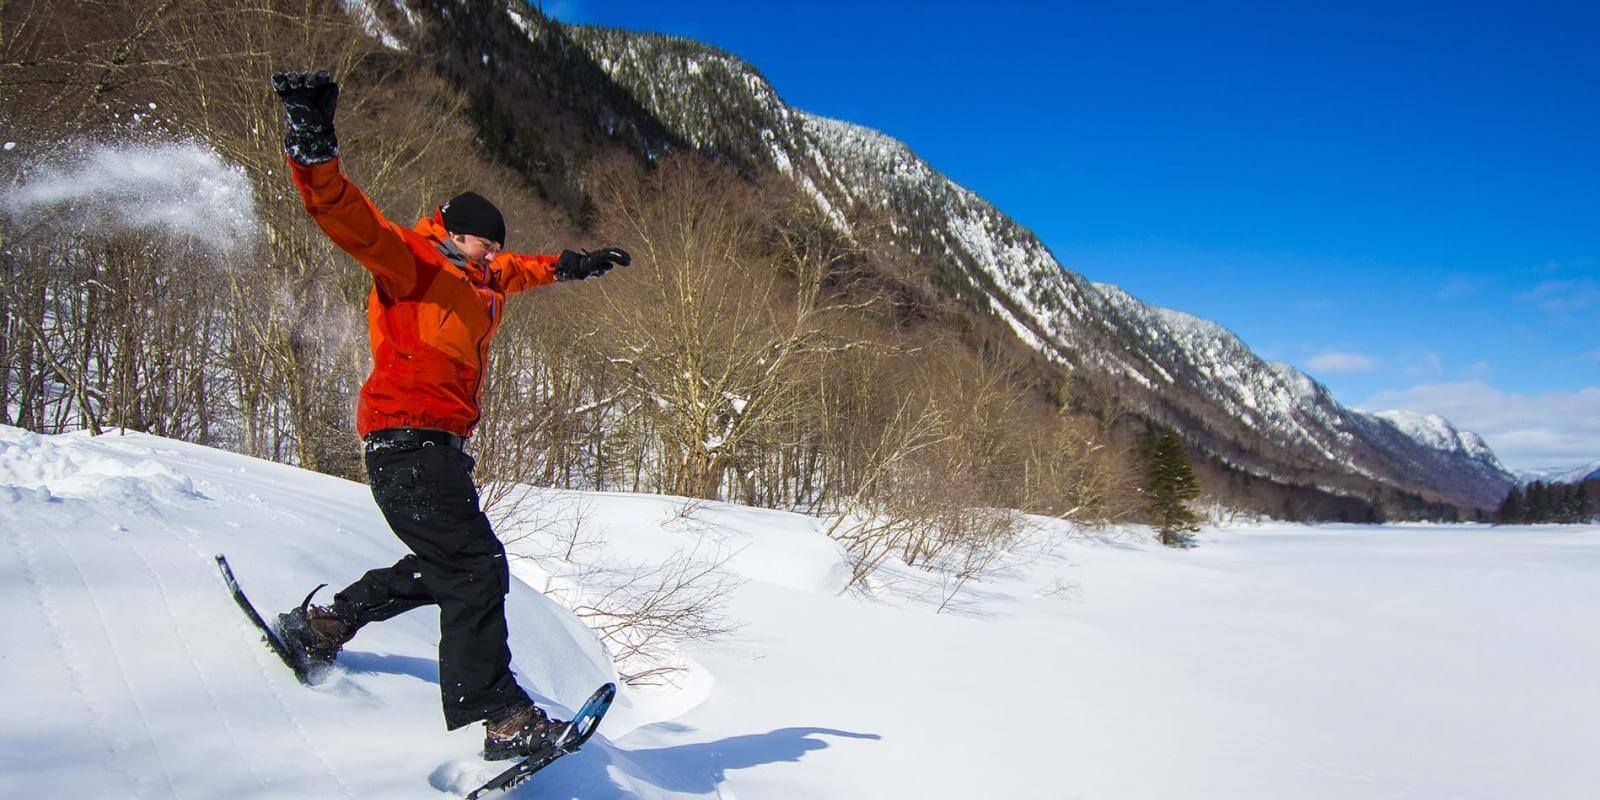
[
  {"xmin": 271, "ymin": 70, "xmax": 339, "ymax": 165},
  {"xmin": 555, "ymin": 247, "xmax": 631, "ymax": 281}
]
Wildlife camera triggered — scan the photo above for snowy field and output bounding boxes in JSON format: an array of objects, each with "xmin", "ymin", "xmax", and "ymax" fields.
[{"xmin": 1, "ymin": 426, "xmax": 1596, "ymax": 799}]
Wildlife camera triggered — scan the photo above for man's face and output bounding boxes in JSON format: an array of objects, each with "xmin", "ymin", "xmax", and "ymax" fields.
[{"xmin": 451, "ymin": 233, "xmax": 502, "ymax": 267}]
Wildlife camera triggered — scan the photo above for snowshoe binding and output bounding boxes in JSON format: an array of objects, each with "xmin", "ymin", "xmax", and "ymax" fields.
[
  {"xmin": 483, "ymin": 702, "xmax": 571, "ymax": 762},
  {"xmin": 275, "ymin": 584, "xmax": 355, "ymax": 674}
]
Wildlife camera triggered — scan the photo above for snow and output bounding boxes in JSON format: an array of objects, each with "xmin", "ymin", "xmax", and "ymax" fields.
[
  {"xmin": 1370, "ymin": 409, "xmax": 1469, "ymax": 452},
  {"xmin": 506, "ymin": 5, "xmax": 532, "ymax": 37},
  {"xmin": 3, "ymin": 425, "xmax": 1598, "ymax": 798},
  {"xmin": 339, "ymin": 0, "xmax": 405, "ymax": 50},
  {"xmin": 1, "ymin": 140, "xmax": 259, "ymax": 255}
]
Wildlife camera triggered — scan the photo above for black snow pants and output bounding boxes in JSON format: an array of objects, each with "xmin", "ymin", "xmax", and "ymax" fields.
[{"xmin": 330, "ymin": 435, "xmax": 530, "ymax": 730}]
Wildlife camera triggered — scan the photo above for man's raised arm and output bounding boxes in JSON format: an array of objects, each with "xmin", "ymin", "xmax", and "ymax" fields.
[{"xmin": 274, "ymin": 70, "xmax": 421, "ymax": 296}]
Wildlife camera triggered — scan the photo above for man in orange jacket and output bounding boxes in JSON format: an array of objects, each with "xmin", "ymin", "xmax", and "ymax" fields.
[{"xmin": 268, "ymin": 70, "xmax": 629, "ymax": 761}]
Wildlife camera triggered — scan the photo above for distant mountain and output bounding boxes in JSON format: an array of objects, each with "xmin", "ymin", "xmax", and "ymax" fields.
[{"xmin": 1516, "ymin": 460, "xmax": 1600, "ymax": 486}]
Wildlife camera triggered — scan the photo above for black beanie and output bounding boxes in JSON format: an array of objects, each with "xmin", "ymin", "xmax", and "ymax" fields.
[{"xmin": 440, "ymin": 191, "xmax": 506, "ymax": 247}]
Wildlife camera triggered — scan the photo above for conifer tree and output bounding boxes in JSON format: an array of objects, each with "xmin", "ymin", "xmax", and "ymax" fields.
[
  {"xmin": 1496, "ymin": 485, "xmax": 1524, "ymax": 524},
  {"xmin": 1525, "ymin": 481, "xmax": 1549, "ymax": 522},
  {"xmin": 1146, "ymin": 427, "xmax": 1201, "ymax": 547},
  {"xmin": 1558, "ymin": 483, "xmax": 1586, "ymax": 523}
]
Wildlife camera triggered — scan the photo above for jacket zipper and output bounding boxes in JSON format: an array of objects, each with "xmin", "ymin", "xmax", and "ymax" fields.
[{"xmin": 466, "ymin": 291, "xmax": 495, "ymax": 433}]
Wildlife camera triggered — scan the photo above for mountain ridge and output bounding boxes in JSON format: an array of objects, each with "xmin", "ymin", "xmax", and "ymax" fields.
[
  {"xmin": 548, "ymin": 19, "xmax": 1513, "ymax": 510},
  {"xmin": 1515, "ymin": 459, "xmax": 1600, "ymax": 486}
]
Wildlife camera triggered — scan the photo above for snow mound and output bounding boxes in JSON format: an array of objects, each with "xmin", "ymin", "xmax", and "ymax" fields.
[{"xmin": 0, "ymin": 427, "xmax": 197, "ymax": 507}]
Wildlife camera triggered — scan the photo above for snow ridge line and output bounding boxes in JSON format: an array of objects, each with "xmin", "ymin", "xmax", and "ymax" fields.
[
  {"xmin": 5, "ymin": 523, "xmax": 137, "ymax": 787},
  {"xmin": 121, "ymin": 529, "xmax": 270, "ymax": 793},
  {"xmin": 36, "ymin": 524, "xmax": 181, "ymax": 799}
]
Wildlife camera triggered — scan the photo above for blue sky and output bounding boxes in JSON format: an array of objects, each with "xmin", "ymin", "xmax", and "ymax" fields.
[{"xmin": 544, "ymin": 1, "xmax": 1600, "ymax": 470}]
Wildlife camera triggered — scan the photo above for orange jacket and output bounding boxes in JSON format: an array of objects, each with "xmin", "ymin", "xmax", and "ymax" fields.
[{"xmin": 287, "ymin": 157, "xmax": 559, "ymax": 438}]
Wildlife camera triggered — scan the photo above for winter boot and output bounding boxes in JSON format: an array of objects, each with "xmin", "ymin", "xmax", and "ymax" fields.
[
  {"xmin": 276, "ymin": 584, "xmax": 356, "ymax": 671},
  {"xmin": 484, "ymin": 701, "xmax": 571, "ymax": 761}
]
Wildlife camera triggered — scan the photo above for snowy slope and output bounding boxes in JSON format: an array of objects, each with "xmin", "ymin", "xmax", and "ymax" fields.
[
  {"xmin": 1366, "ymin": 409, "xmax": 1501, "ymax": 462},
  {"xmin": 5, "ymin": 425, "xmax": 1600, "ymax": 798},
  {"xmin": 0, "ymin": 426, "xmax": 694, "ymax": 798}
]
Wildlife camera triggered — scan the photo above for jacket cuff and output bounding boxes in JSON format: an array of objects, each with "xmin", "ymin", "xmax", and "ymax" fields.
[{"xmin": 285, "ymin": 155, "xmax": 342, "ymax": 191}]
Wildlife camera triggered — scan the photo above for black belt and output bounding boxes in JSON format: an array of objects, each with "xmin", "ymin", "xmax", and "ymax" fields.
[{"xmin": 364, "ymin": 427, "xmax": 466, "ymax": 451}]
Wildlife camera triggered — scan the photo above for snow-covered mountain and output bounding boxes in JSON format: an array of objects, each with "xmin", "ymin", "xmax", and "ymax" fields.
[
  {"xmin": 1516, "ymin": 459, "xmax": 1600, "ymax": 486},
  {"xmin": 547, "ymin": 22, "xmax": 1515, "ymax": 510}
]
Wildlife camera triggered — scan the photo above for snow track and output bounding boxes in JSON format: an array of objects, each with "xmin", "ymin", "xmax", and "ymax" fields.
[
  {"xmin": 4, "ymin": 522, "xmax": 135, "ymax": 794},
  {"xmin": 42, "ymin": 523, "xmax": 183, "ymax": 798}
]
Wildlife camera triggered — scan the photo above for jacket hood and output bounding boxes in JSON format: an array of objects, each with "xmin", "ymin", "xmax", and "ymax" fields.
[{"xmin": 414, "ymin": 210, "xmax": 451, "ymax": 243}]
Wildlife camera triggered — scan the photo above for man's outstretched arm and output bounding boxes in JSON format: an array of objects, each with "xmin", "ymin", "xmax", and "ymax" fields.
[
  {"xmin": 274, "ymin": 70, "xmax": 423, "ymax": 297},
  {"xmin": 492, "ymin": 252, "xmax": 560, "ymax": 295},
  {"xmin": 494, "ymin": 247, "xmax": 633, "ymax": 296},
  {"xmin": 495, "ymin": 247, "xmax": 631, "ymax": 294}
]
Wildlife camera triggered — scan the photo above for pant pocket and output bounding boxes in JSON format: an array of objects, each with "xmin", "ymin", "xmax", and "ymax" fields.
[{"xmin": 367, "ymin": 447, "xmax": 438, "ymax": 521}]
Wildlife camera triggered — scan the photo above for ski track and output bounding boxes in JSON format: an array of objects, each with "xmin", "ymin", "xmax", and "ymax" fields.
[
  {"xmin": 4, "ymin": 520, "xmax": 134, "ymax": 789},
  {"xmin": 122, "ymin": 526, "xmax": 270, "ymax": 794},
  {"xmin": 37, "ymin": 523, "xmax": 181, "ymax": 799}
]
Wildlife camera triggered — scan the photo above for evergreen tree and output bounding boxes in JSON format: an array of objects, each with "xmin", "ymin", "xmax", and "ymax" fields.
[
  {"xmin": 1146, "ymin": 427, "xmax": 1202, "ymax": 547},
  {"xmin": 1496, "ymin": 485, "xmax": 1524, "ymax": 524},
  {"xmin": 1524, "ymin": 481, "xmax": 1547, "ymax": 522}
]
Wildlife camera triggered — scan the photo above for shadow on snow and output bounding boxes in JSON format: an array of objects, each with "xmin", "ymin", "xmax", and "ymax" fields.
[
  {"xmin": 339, "ymin": 650, "xmax": 881, "ymax": 797},
  {"xmin": 336, "ymin": 650, "xmax": 440, "ymax": 684},
  {"xmin": 520, "ymin": 725, "xmax": 881, "ymax": 798}
]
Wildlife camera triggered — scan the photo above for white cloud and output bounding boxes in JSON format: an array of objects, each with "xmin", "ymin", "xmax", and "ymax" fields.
[
  {"xmin": 1360, "ymin": 381, "xmax": 1600, "ymax": 470},
  {"xmin": 1404, "ymin": 351, "xmax": 1444, "ymax": 378},
  {"xmin": 1519, "ymin": 277, "xmax": 1600, "ymax": 314},
  {"xmin": 1306, "ymin": 351, "xmax": 1376, "ymax": 373},
  {"xmin": 1528, "ymin": 256, "xmax": 1595, "ymax": 276}
]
